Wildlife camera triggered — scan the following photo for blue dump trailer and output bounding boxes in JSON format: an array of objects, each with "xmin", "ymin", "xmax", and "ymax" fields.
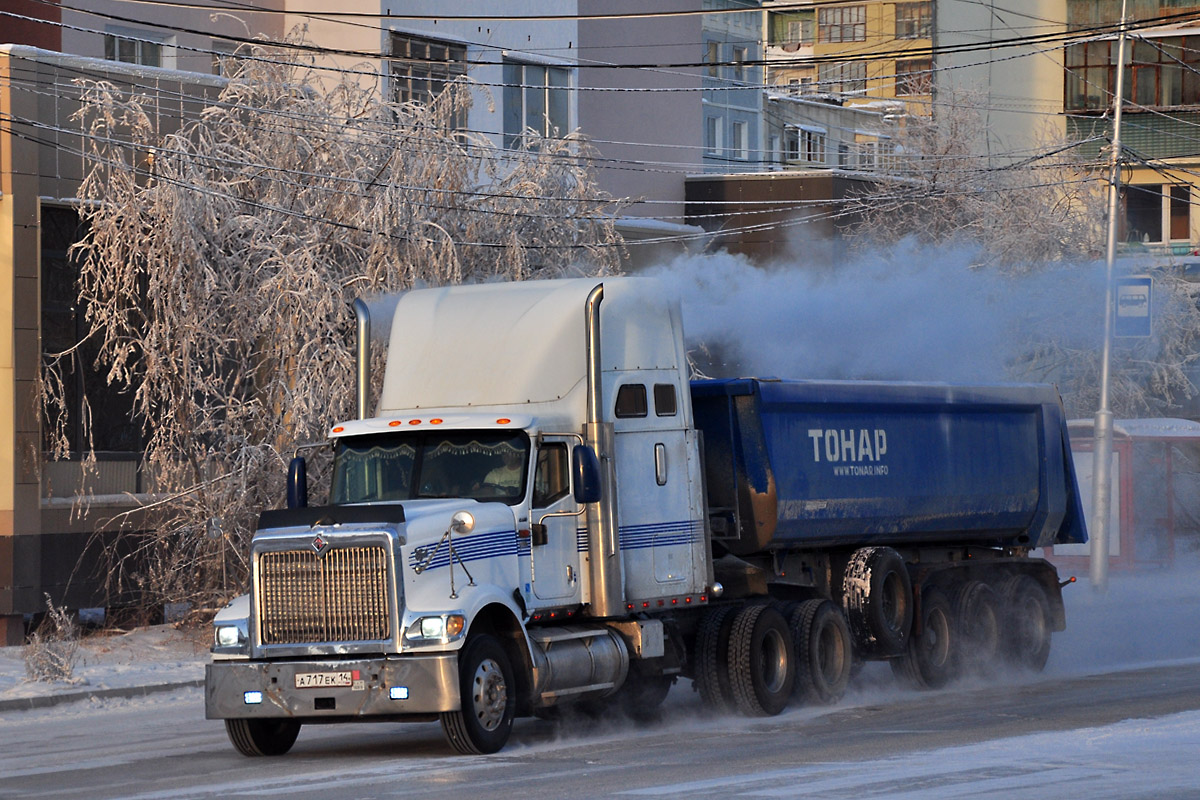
[
  {"xmin": 690, "ymin": 378, "xmax": 1086, "ymax": 693},
  {"xmin": 207, "ymin": 279, "xmax": 1090, "ymax": 757},
  {"xmin": 692, "ymin": 379, "xmax": 1087, "ymax": 554}
]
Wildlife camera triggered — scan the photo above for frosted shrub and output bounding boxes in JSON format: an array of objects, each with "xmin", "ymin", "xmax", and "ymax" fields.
[{"xmin": 24, "ymin": 595, "xmax": 82, "ymax": 684}]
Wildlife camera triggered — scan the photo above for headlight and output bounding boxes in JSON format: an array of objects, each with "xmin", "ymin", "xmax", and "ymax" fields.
[
  {"xmin": 211, "ymin": 594, "xmax": 251, "ymax": 657},
  {"xmin": 216, "ymin": 625, "xmax": 245, "ymax": 648},
  {"xmin": 404, "ymin": 614, "xmax": 465, "ymax": 643}
]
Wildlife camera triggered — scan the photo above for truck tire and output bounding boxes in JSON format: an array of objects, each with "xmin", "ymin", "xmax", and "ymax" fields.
[
  {"xmin": 440, "ymin": 634, "xmax": 515, "ymax": 755},
  {"xmin": 728, "ymin": 604, "xmax": 795, "ymax": 716},
  {"xmin": 953, "ymin": 581, "xmax": 1001, "ymax": 677},
  {"xmin": 843, "ymin": 547, "xmax": 913, "ymax": 657},
  {"xmin": 224, "ymin": 718, "xmax": 301, "ymax": 757},
  {"xmin": 693, "ymin": 605, "xmax": 737, "ymax": 713},
  {"xmin": 892, "ymin": 586, "xmax": 956, "ymax": 689},
  {"xmin": 1000, "ymin": 574, "xmax": 1052, "ymax": 672},
  {"xmin": 615, "ymin": 671, "xmax": 675, "ymax": 722},
  {"xmin": 790, "ymin": 599, "xmax": 852, "ymax": 704}
]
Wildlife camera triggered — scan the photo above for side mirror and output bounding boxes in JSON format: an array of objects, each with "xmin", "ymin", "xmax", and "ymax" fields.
[
  {"xmin": 572, "ymin": 445, "xmax": 602, "ymax": 505},
  {"xmin": 287, "ymin": 456, "xmax": 309, "ymax": 509}
]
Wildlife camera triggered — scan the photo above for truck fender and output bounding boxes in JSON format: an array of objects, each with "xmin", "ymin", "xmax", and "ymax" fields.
[{"xmin": 458, "ymin": 590, "xmax": 538, "ymax": 717}]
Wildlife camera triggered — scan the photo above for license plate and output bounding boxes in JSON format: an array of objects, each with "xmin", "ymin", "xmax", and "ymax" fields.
[{"xmin": 294, "ymin": 670, "xmax": 355, "ymax": 689}]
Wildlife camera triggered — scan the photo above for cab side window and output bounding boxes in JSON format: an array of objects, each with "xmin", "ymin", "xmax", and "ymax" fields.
[
  {"xmin": 532, "ymin": 443, "xmax": 570, "ymax": 507},
  {"xmin": 654, "ymin": 383, "xmax": 677, "ymax": 416},
  {"xmin": 615, "ymin": 384, "xmax": 648, "ymax": 418}
]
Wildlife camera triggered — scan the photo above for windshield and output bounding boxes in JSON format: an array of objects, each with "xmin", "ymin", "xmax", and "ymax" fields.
[{"xmin": 330, "ymin": 430, "xmax": 530, "ymax": 506}]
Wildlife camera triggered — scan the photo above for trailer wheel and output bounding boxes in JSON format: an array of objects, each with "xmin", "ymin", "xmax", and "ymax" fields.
[
  {"xmin": 440, "ymin": 634, "xmax": 515, "ymax": 755},
  {"xmin": 728, "ymin": 604, "xmax": 795, "ymax": 716},
  {"xmin": 224, "ymin": 718, "xmax": 301, "ymax": 757},
  {"xmin": 1000, "ymin": 574, "xmax": 1052, "ymax": 672},
  {"xmin": 790, "ymin": 599, "xmax": 852, "ymax": 704},
  {"xmin": 843, "ymin": 547, "xmax": 913, "ymax": 657},
  {"xmin": 892, "ymin": 586, "xmax": 957, "ymax": 690},
  {"xmin": 953, "ymin": 581, "xmax": 1001, "ymax": 677},
  {"xmin": 693, "ymin": 605, "xmax": 737, "ymax": 713}
]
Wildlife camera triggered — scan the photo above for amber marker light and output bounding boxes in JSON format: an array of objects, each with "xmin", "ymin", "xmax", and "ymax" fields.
[
  {"xmin": 409, "ymin": 419, "xmax": 421, "ymax": 425},
  {"xmin": 332, "ymin": 426, "xmax": 344, "ymax": 433},
  {"xmin": 496, "ymin": 418, "xmax": 511, "ymax": 425},
  {"xmin": 388, "ymin": 420, "xmax": 402, "ymax": 427},
  {"xmin": 430, "ymin": 418, "xmax": 443, "ymax": 425}
]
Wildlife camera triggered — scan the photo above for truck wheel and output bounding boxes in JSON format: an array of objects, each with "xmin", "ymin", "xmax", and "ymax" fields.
[
  {"xmin": 728, "ymin": 604, "xmax": 795, "ymax": 716},
  {"xmin": 790, "ymin": 599, "xmax": 852, "ymax": 704},
  {"xmin": 224, "ymin": 718, "xmax": 301, "ymax": 757},
  {"xmin": 615, "ymin": 672, "xmax": 675, "ymax": 722},
  {"xmin": 693, "ymin": 605, "xmax": 737, "ymax": 713},
  {"xmin": 843, "ymin": 547, "xmax": 913, "ymax": 657},
  {"xmin": 440, "ymin": 634, "xmax": 515, "ymax": 755},
  {"xmin": 892, "ymin": 586, "xmax": 957, "ymax": 689},
  {"xmin": 1000, "ymin": 574, "xmax": 1052, "ymax": 672},
  {"xmin": 953, "ymin": 581, "xmax": 1001, "ymax": 677}
]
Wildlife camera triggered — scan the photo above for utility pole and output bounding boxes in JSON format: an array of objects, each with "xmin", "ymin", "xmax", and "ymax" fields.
[{"xmin": 1092, "ymin": 0, "xmax": 1129, "ymax": 594}]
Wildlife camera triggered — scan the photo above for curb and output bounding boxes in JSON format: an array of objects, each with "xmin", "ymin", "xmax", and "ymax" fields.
[{"xmin": 0, "ymin": 679, "xmax": 204, "ymax": 713}]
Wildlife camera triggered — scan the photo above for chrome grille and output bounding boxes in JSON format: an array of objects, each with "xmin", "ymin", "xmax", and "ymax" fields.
[{"xmin": 258, "ymin": 546, "xmax": 390, "ymax": 645}]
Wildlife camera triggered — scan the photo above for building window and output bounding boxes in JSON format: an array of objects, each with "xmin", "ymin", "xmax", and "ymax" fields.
[
  {"xmin": 818, "ymin": 6, "xmax": 866, "ymax": 43},
  {"xmin": 895, "ymin": 2, "xmax": 933, "ymax": 39},
  {"xmin": 41, "ymin": 207, "xmax": 144, "ymax": 461},
  {"xmin": 1123, "ymin": 184, "xmax": 1163, "ymax": 243},
  {"xmin": 732, "ymin": 46, "xmax": 748, "ymax": 83},
  {"xmin": 802, "ymin": 129, "xmax": 826, "ymax": 162},
  {"xmin": 786, "ymin": 15, "xmax": 815, "ymax": 46},
  {"xmin": 732, "ymin": 120, "xmax": 749, "ymax": 160},
  {"xmin": 818, "ymin": 61, "xmax": 867, "ymax": 95},
  {"xmin": 390, "ymin": 33, "xmax": 467, "ymax": 109},
  {"xmin": 706, "ymin": 40, "xmax": 721, "ymax": 79},
  {"xmin": 1171, "ymin": 184, "xmax": 1191, "ymax": 240},
  {"xmin": 211, "ymin": 42, "xmax": 239, "ymax": 77},
  {"xmin": 1066, "ymin": 35, "xmax": 1200, "ymax": 111},
  {"xmin": 896, "ymin": 58, "xmax": 933, "ymax": 96},
  {"xmin": 705, "ymin": 116, "xmax": 724, "ymax": 155},
  {"xmin": 503, "ymin": 61, "xmax": 570, "ymax": 149},
  {"xmin": 104, "ymin": 33, "xmax": 163, "ymax": 67}
]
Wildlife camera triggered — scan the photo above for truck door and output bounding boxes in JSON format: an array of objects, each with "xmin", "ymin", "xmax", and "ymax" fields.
[
  {"xmin": 612, "ymin": 380, "xmax": 705, "ymax": 599},
  {"xmin": 529, "ymin": 438, "xmax": 583, "ymax": 604}
]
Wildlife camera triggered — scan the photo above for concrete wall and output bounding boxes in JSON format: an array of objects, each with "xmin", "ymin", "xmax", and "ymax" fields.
[
  {"xmin": 936, "ymin": 0, "xmax": 1067, "ymax": 163},
  {"xmin": 578, "ymin": 0, "xmax": 702, "ymax": 221}
]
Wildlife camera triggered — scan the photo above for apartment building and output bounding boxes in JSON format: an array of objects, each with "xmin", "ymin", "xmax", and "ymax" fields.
[{"xmin": 1066, "ymin": 0, "xmax": 1200, "ymax": 253}]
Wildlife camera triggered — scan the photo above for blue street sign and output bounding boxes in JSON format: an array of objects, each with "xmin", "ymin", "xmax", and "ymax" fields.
[{"xmin": 1115, "ymin": 276, "xmax": 1152, "ymax": 338}]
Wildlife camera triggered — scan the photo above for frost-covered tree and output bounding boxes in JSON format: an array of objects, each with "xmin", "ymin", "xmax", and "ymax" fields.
[
  {"xmin": 44, "ymin": 38, "xmax": 624, "ymax": 614},
  {"xmin": 847, "ymin": 92, "xmax": 1106, "ymax": 269}
]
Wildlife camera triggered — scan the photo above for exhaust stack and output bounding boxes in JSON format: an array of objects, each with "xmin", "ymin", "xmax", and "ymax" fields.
[
  {"xmin": 353, "ymin": 298, "xmax": 370, "ymax": 420},
  {"xmin": 584, "ymin": 284, "xmax": 623, "ymax": 618}
]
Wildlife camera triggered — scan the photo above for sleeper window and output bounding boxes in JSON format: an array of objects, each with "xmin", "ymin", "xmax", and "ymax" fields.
[{"xmin": 615, "ymin": 384, "xmax": 648, "ymax": 418}]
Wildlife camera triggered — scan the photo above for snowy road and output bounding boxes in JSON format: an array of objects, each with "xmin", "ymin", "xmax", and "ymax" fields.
[
  {"xmin": 2, "ymin": 568, "xmax": 1199, "ymax": 799},
  {"xmin": 2, "ymin": 659, "xmax": 1199, "ymax": 798}
]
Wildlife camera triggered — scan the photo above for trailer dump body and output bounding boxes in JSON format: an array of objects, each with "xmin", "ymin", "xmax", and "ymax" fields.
[{"xmin": 692, "ymin": 379, "xmax": 1087, "ymax": 555}]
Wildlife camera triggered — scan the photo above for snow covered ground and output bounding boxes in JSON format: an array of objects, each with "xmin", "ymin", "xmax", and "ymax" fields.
[{"xmin": 0, "ymin": 623, "xmax": 207, "ymax": 705}]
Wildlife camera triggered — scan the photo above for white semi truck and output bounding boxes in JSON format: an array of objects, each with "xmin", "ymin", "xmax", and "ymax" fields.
[{"xmin": 205, "ymin": 277, "xmax": 1086, "ymax": 755}]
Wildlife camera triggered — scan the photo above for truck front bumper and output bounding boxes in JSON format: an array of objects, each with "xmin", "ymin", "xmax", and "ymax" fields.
[{"xmin": 205, "ymin": 653, "xmax": 459, "ymax": 720}]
